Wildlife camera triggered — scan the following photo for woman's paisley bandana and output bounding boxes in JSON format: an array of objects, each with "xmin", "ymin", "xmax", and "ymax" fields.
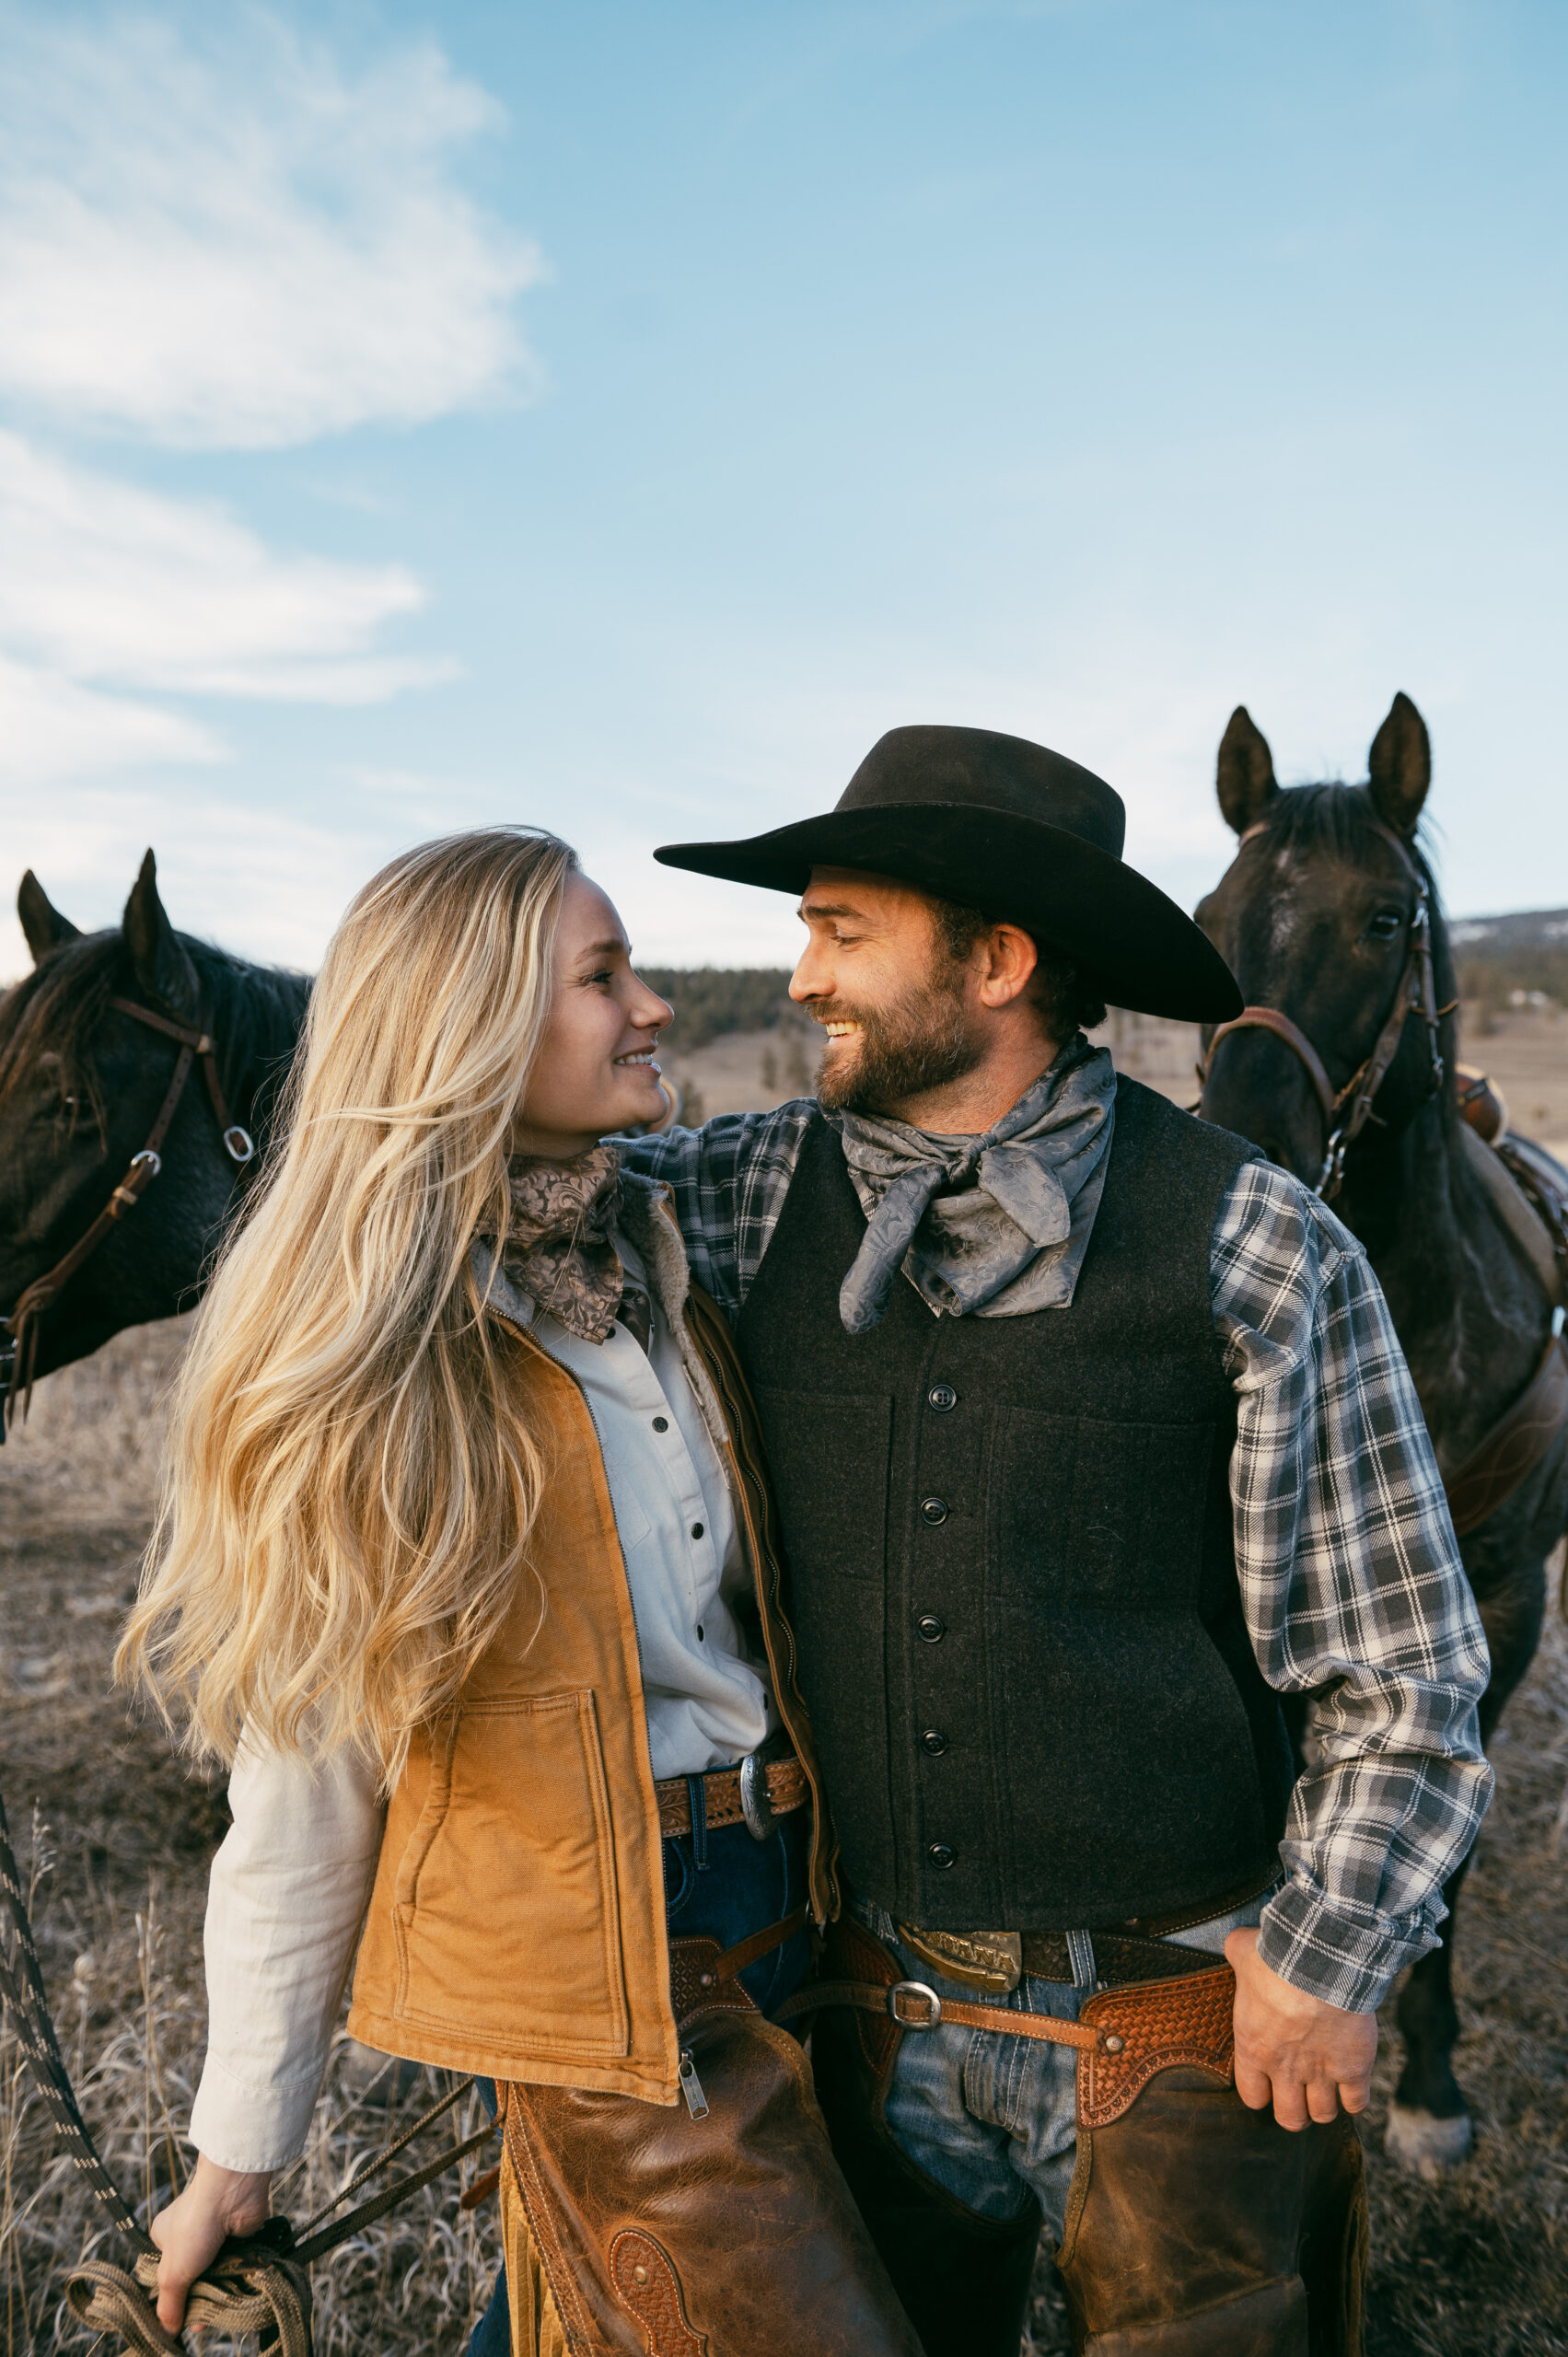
[{"xmin": 496, "ymin": 1145, "xmax": 627, "ymax": 1342}]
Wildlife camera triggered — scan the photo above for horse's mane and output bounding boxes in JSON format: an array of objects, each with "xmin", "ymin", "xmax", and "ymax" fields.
[
  {"xmin": 0, "ymin": 930, "xmax": 311, "ymax": 1140},
  {"xmin": 1246, "ymin": 778, "xmax": 1429, "ymax": 881}
]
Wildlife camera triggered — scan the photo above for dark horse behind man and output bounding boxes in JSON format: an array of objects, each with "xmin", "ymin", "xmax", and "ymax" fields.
[
  {"xmin": 0, "ymin": 853, "xmax": 310, "ymax": 1414},
  {"xmin": 1197, "ymin": 692, "xmax": 1567, "ymax": 2177}
]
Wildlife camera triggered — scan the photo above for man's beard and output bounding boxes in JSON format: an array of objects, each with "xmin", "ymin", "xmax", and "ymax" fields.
[{"xmin": 812, "ymin": 973, "xmax": 983, "ymax": 1117}]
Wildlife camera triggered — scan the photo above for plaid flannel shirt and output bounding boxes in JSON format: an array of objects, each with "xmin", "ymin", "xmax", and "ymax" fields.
[{"xmin": 622, "ymin": 1100, "xmax": 1493, "ymax": 2014}]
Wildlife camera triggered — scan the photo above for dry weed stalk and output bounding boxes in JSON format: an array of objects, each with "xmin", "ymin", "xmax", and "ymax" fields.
[{"xmin": 0, "ymin": 1836, "xmax": 498, "ymax": 2354}]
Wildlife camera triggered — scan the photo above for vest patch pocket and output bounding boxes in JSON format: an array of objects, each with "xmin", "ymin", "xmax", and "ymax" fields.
[
  {"xmin": 995, "ymin": 1411, "xmax": 1217, "ymax": 1606},
  {"xmin": 392, "ymin": 1689, "xmax": 630, "ymax": 2059}
]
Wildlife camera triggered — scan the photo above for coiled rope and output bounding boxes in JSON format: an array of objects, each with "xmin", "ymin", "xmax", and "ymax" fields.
[{"xmin": 1, "ymin": 1788, "xmax": 494, "ymax": 2353}]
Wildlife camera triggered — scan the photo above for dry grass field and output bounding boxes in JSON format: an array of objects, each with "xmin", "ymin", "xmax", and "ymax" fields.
[
  {"xmin": 0, "ymin": 1327, "xmax": 502, "ymax": 2356},
  {"xmin": 2, "ymin": 1006, "xmax": 1566, "ymax": 2354}
]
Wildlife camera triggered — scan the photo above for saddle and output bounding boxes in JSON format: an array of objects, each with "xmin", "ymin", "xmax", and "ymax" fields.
[{"xmin": 1446, "ymin": 1067, "xmax": 1568, "ymax": 1536}]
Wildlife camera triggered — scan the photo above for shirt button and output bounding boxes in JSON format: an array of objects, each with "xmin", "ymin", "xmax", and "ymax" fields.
[
  {"xmin": 927, "ymin": 1384, "xmax": 958, "ymax": 1412},
  {"xmin": 916, "ymin": 1613, "xmax": 946, "ymax": 1643},
  {"xmin": 921, "ymin": 1728, "xmax": 949, "ymax": 1755},
  {"xmin": 691, "ymin": 1522, "xmax": 704, "ymax": 1540},
  {"xmin": 921, "ymin": 1497, "xmax": 948, "ymax": 1526},
  {"xmin": 928, "ymin": 1842, "xmax": 956, "ymax": 1870},
  {"xmin": 696, "ymin": 1624, "xmax": 704, "ymax": 1642},
  {"xmin": 652, "ymin": 1416, "xmax": 668, "ymax": 1434}
]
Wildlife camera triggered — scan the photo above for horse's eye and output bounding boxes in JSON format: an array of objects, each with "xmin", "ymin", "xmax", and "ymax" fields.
[{"xmin": 1366, "ymin": 910, "xmax": 1404, "ymax": 943}]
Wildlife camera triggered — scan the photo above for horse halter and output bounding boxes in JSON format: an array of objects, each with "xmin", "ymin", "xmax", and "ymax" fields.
[
  {"xmin": 1198, "ymin": 818, "xmax": 1451, "ymax": 1202},
  {"xmin": 0, "ymin": 996, "xmax": 255, "ymax": 1433}
]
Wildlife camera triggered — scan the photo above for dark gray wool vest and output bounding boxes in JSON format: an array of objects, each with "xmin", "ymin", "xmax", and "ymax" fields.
[{"xmin": 735, "ymin": 1076, "xmax": 1295, "ymax": 1932}]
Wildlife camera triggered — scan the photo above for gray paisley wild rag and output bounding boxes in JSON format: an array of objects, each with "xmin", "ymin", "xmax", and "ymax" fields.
[
  {"xmin": 829, "ymin": 1036, "xmax": 1118, "ymax": 1334},
  {"xmin": 495, "ymin": 1146, "xmax": 629, "ymax": 1343}
]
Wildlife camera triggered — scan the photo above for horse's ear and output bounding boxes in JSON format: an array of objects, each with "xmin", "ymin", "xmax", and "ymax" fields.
[
  {"xmin": 1216, "ymin": 707, "xmax": 1279, "ymax": 836},
  {"xmin": 17, "ymin": 870, "xmax": 81, "ymax": 963},
  {"xmin": 1366, "ymin": 691, "xmax": 1431, "ymax": 837},
  {"xmin": 122, "ymin": 850, "xmax": 200, "ymax": 1016}
]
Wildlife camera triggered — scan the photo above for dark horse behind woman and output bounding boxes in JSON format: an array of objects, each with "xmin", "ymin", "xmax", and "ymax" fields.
[
  {"xmin": 1197, "ymin": 691, "xmax": 1567, "ymax": 2177},
  {"xmin": 0, "ymin": 853, "xmax": 309, "ymax": 1417}
]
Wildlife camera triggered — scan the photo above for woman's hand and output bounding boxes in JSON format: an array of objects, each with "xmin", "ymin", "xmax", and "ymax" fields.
[{"xmin": 150, "ymin": 2154, "xmax": 273, "ymax": 2334}]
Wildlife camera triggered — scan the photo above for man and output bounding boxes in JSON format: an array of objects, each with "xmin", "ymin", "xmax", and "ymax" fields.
[{"xmin": 623, "ymin": 726, "xmax": 1491, "ymax": 2356}]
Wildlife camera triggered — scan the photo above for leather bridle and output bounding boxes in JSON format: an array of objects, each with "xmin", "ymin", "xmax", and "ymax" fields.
[
  {"xmin": 1199, "ymin": 819, "xmax": 1452, "ymax": 1202},
  {"xmin": 1, "ymin": 996, "xmax": 256, "ymax": 1431}
]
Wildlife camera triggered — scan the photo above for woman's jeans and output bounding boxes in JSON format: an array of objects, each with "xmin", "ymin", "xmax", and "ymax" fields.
[{"xmin": 464, "ymin": 1808, "xmax": 810, "ymax": 2355}]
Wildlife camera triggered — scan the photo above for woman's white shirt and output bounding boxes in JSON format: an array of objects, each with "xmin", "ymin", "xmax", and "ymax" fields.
[{"xmin": 515, "ymin": 1226, "xmax": 774, "ymax": 1782}]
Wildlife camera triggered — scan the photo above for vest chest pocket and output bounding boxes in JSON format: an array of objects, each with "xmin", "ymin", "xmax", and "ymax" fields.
[
  {"xmin": 995, "ymin": 1411, "xmax": 1220, "ymax": 1606},
  {"xmin": 391, "ymin": 1689, "xmax": 629, "ymax": 2060}
]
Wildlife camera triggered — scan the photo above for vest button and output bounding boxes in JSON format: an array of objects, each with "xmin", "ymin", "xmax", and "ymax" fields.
[
  {"xmin": 927, "ymin": 1384, "xmax": 958, "ymax": 1412},
  {"xmin": 916, "ymin": 1613, "xmax": 946, "ymax": 1643},
  {"xmin": 921, "ymin": 1496, "xmax": 948, "ymax": 1526},
  {"xmin": 921, "ymin": 1727, "xmax": 948, "ymax": 1755},
  {"xmin": 928, "ymin": 1842, "xmax": 956, "ymax": 1870}
]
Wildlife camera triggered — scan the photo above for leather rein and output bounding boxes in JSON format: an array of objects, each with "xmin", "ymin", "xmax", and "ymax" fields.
[
  {"xmin": 1198, "ymin": 818, "xmax": 1452, "ymax": 1201},
  {"xmin": 1, "ymin": 995, "xmax": 256, "ymax": 1432}
]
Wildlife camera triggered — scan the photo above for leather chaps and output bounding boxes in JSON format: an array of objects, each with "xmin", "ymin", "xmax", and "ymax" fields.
[
  {"xmin": 496, "ymin": 1931, "xmax": 923, "ymax": 2356},
  {"xmin": 810, "ymin": 1916, "xmax": 1368, "ymax": 2357}
]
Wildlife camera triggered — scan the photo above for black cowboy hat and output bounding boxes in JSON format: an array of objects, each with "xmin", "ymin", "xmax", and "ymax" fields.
[{"xmin": 655, "ymin": 724, "xmax": 1242, "ymax": 1023}]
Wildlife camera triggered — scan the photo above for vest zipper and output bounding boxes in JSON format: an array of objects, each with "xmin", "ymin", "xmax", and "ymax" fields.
[
  {"xmin": 677, "ymin": 1286, "xmax": 841, "ymax": 1925},
  {"xmin": 678, "ymin": 2049, "xmax": 710, "ymax": 2119}
]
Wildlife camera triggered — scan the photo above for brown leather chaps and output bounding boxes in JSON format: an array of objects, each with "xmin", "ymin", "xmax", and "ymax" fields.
[
  {"xmin": 809, "ymin": 1918, "xmax": 1368, "ymax": 2357},
  {"xmin": 497, "ymin": 1932, "xmax": 923, "ymax": 2357}
]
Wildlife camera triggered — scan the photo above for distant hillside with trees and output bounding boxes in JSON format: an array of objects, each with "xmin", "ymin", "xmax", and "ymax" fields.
[
  {"xmin": 644, "ymin": 916, "xmax": 1568, "ymax": 1048},
  {"xmin": 641, "ymin": 969, "xmax": 797, "ymax": 1050},
  {"xmin": 1448, "ymin": 910, "xmax": 1568, "ymax": 1022}
]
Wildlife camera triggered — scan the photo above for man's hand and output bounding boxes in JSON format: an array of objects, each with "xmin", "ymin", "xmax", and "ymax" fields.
[
  {"xmin": 150, "ymin": 2154, "xmax": 273, "ymax": 2334},
  {"xmin": 1225, "ymin": 1927, "xmax": 1376, "ymax": 2131}
]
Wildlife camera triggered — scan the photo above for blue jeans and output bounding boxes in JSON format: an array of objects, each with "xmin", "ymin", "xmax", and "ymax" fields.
[
  {"xmin": 465, "ymin": 1810, "xmax": 811, "ymax": 2355},
  {"xmin": 854, "ymin": 1886, "xmax": 1277, "ymax": 2245}
]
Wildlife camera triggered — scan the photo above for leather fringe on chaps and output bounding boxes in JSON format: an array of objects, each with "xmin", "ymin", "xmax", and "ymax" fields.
[{"xmin": 495, "ymin": 1933, "xmax": 923, "ymax": 2357}]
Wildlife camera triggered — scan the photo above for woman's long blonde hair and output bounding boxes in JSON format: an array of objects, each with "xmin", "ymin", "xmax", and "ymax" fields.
[{"xmin": 118, "ymin": 827, "xmax": 577, "ymax": 1783}]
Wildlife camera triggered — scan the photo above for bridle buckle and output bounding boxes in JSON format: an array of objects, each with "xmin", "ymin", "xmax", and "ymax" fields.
[
  {"xmin": 223, "ymin": 1125, "xmax": 256, "ymax": 1165},
  {"xmin": 887, "ymin": 1980, "xmax": 943, "ymax": 2029}
]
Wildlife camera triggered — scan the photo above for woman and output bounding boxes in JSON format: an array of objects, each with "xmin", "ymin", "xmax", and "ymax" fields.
[{"xmin": 122, "ymin": 829, "xmax": 918, "ymax": 2356}]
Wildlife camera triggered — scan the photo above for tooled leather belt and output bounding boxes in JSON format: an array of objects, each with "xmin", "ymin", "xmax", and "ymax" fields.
[{"xmin": 655, "ymin": 1754, "xmax": 809, "ymax": 1839}]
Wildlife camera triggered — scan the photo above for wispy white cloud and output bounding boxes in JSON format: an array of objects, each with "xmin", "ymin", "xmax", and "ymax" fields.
[
  {"xmin": 0, "ymin": 650, "xmax": 220, "ymax": 784},
  {"xmin": 0, "ymin": 6, "xmax": 540, "ymax": 961},
  {"xmin": 0, "ymin": 432, "xmax": 448, "ymax": 702},
  {"xmin": 0, "ymin": 10, "xmax": 541, "ymax": 448}
]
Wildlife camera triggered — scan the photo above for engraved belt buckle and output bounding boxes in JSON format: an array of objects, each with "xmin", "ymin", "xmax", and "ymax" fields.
[
  {"xmin": 738, "ymin": 1728, "xmax": 795, "ymax": 1841},
  {"xmin": 897, "ymin": 1923, "xmax": 1023, "ymax": 1996},
  {"xmin": 738, "ymin": 1747, "xmax": 774, "ymax": 1841}
]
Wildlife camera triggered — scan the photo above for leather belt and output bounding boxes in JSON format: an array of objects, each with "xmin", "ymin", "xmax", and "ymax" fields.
[
  {"xmin": 656, "ymin": 1755, "xmax": 809, "ymax": 1840},
  {"xmin": 1020, "ymin": 1930, "xmax": 1216, "ymax": 1989}
]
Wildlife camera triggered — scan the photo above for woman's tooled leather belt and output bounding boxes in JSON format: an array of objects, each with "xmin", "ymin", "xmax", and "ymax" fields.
[{"xmin": 655, "ymin": 1754, "xmax": 809, "ymax": 1838}]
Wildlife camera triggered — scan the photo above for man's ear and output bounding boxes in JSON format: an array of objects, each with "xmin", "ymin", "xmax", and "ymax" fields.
[{"xmin": 975, "ymin": 921, "xmax": 1040, "ymax": 1011}]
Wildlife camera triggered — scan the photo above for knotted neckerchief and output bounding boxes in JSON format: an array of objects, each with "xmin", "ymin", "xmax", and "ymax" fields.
[
  {"xmin": 830, "ymin": 1037, "xmax": 1118, "ymax": 1334},
  {"xmin": 498, "ymin": 1146, "xmax": 645, "ymax": 1344}
]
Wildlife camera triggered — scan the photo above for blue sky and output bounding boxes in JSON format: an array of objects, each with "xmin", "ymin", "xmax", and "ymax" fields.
[{"xmin": 1, "ymin": 0, "xmax": 1563, "ymax": 980}]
